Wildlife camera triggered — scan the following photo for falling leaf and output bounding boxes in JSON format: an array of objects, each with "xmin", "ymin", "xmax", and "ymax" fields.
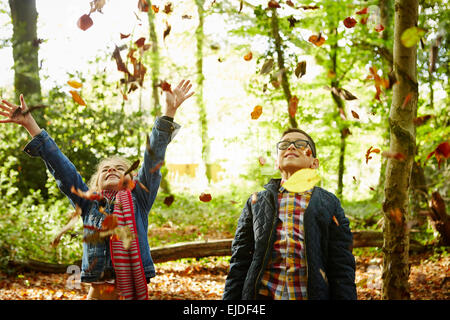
[
  {"xmin": 351, "ymin": 110, "xmax": 360, "ymax": 119},
  {"xmin": 199, "ymin": 193, "xmax": 212, "ymax": 202},
  {"xmin": 295, "ymin": 61, "xmax": 307, "ymax": 78},
  {"xmin": 67, "ymin": 80, "xmax": 83, "ymax": 89},
  {"xmin": 182, "ymin": 14, "xmax": 192, "ymax": 19},
  {"xmin": 120, "ymin": 33, "xmax": 131, "ymax": 39},
  {"xmin": 159, "ymin": 81, "xmax": 172, "ymax": 93},
  {"xmin": 258, "ymin": 156, "xmax": 266, "ymax": 166},
  {"xmin": 283, "ymin": 168, "xmax": 321, "ymax": 193},
  {"xmin": 69, "ymin": 91, "xmax": 86, "ymax": 106},
  {"xmin": 51, "ymin": 205, "xmax": 82, "ymax": 247},
  {"xmin": 288, "ymin": 96, "xmax": 299, "ymax": 118},
  {"xmin": 308, "ymin": 34, "xmax": 326, "ymax": 47},
  {"xmin": 251, "ymin": 192, "xmax": 258, "ymax": 204},
  {"xmin": 101, "ymin": 215, "xmax": 118, "ymax": 231},
  {"xmin": 77, "ymin": 14, "xmax": 93, "ymax": 31},
  {"xmin": 389, "ymin": 208, "xmax": 403, "ymax": 225},
  {"xmin": 401, "ymin": 92, "xmax": 413, "ymax": 109},
  {"xmin": 360, "ymin": 16, "xmax": 368, "ymax": 25},
  {"xmin": 426, "ymin": 142, "xmax": 450, "ymax": 169},
  {"xmin": 71, "ymin": 186, "xmax": 103, "ymax": 201},
  {"xmin": 340, "ymin": 88, "xmax": 358, "ymax": 100},
  {"xmin": 163, "ymin": 2, "xmax": 173, "ymax": 14},
  {"xmin": 267, "ymin": 0, "xmax": 281, "ymax": 9},
  {"xmin": 243, "ymin": 51, "xmax": 253, "ymax": 61},
  {"xmin": 343, "ymin": 17, "xmax": 357, "ymax": 28},
  {"xmin": 401, "ymin": 27, "xmax": 426, "ymax": 48},
  {"xmin": 150, "ymin": 161, "xmax": 164, "ymax": 173},
  {"xmin": 271, "ymin": 80, "xmax": 280, "ymax": 88},
  {"xmin": 300, "ymin": 5, "xmax": 319, "ymax": 10},
  {"xmin": 332, "ymin": 215, "xmax": 340, "ymax": 226},
  {"xmin": 112, "ymin": 46, "xmax": 131, "ymax": 75},
  {"xmin": 288, "ymin": 16, "xmax": 299, "ymax": 28},
  {"xmin": 164, "ymin": 195, "xmax": 175, "ymax": 207},
  {"xmin": 135, "ymin": 37, "xmax": 146, "ymax": 48},
  {"xmin": 138, "ymin": 0, "xmax": 149, "ymax": 12},
  {"xmin": 356, "ymin": 7, "xmax": 368, "ymax": 15},
  {"xmin": 374, "ymin": 24, "xmax": 385, "ymax": 32},
  {"xmin": 89, "ymin": 0, "xmax": 107, "ymax": 14},
  {"xmin": 365, "ymin": 146, "xmax": 380, "ymax": 164},
  {"xmin": 352, "ymin": 176, "xmax": 357, "ymax": 183},
  {"xmin": 260, "ymin": 58, "xmax": 274, "ymax": 75},
  {"xmin": 286, "ymin": 0, "xmax": 295, "ymax": 7},
  {"xmin": 163, "ymin": 23, "xmax": 171, "ymax": 40},
  {"xmin": 381, "ymin": 151, "xmax": 406, "ymax": 161},
  {"xmin": 413, "ymin": 115, "xmax": 433, "ymax": 126},
  {"xmin": 251, "ymin": 105, "xmax": 263, "ymax": 120}
]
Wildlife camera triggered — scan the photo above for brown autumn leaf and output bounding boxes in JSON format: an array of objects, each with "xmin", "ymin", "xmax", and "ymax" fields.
[
  {"xmin": 199, "ymin": 193, "xmax": 212, "ymax": 202},
  {"xmin": 289, "ymin": 96, "xmax": 299, "ymax": 118},
  {"xmin": 163, "ymin": 195, "xmax": 175, "ymax": 207},
  {"xmin": 351, "ymin": 110, "xmax": 360, "ymax": 119},
  {"xmin": 101, "ymin": 215, "xmax": 119, "ymax": 231},
  {"xmin": 77, "ymin": 14, "xmax": 93, "ymax": 31},
  {"xmin": 251, "ymin": 105, "xmax": 263, "ymax": 120},
  {"xmin": 135, "ymin": 37, "xmax": 146, "ymax": 48},
  {"xmin": 120, "ymin": 33, "xmax": 130, "ymax": 39},
  {"xmin": 381, "ymin": 151, "xmax": 407, "ymax": 161},
  {"xmin": 413, "ymin": 115, "xmax": 433, "ymax": 126},
  {"xmin": 365, "ymin": 146, "xmax": 380, "ymax": 164},
  {"xmin": 163, "ymin": 2, "xmax": 173, "ymax": 14},
  {"xmin": 267, "ymin": 0, "xmax": 281, "ymax": 9},
  {"xmin": 295, "ymin": 61, "xmax": 307, "ymax": 78},
  {"xmin": 243, "ymin": 51, "xmax": 253, "ymax": 61},
  {"xmin": 151, "ymin": 5, "xmax": 159, "ymax": 13},
  {"xmin": 286, "ymin": 0, "xmax": 295, "ymax": 8},
  {"xmin": 308, "ymin": 34, "xmax": 326, "ymax": 47},
  {"xmin": 401, "ymin": 92, "xmax": 413, "ymax": 109},
  {"xmin": 69, "ymin": 91, "xmax": 86, "ymax": 106},
  {"xmin": 332, "ymin": 215, "xmax": 340, "ymax": 226},
  {"xmin": 426, "ymin": 142, "xmax": 450, "ymax": 169},
  {"xmin": 340, "ymin": 88, "xmax": 358, "ymax": 100},
  {"xmin": 389, "ymin": 208, "xmax": 403, "ymax": 225},
  {"xmin": 112, "ymin": 45, "xmax": 131, "ymax": 75},
  {"xmin": 138, "ymin": 0, "xmax": 149, "ymax": 12},
  {"xmin": 260, "ymin": 58, "xmax": 274, "ymax": 75},
  {"xmin": 89, "ymin": 0, "xmax": 107, "ymax": 14},
  {"xmin": 163, "ymin": 23, "xmax": 171, "ymax": 41},
  {"xmin": 343, "ymin": 17, "xmax": 357, "ymax": 28},
  {"xmin": 159, "ymin": 81, "xmax": 172, "ymax": 93},
  {"xmin": 251, "ymin": 192, "xmax": 258, "ymax": 204},
  {"xmin": 150, "ymin": 161, "xmax": 164, "ymax": 173}
]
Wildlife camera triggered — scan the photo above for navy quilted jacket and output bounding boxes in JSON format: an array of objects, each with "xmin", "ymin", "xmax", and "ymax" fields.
[{"xmin": 223, "ymin": 179, "xmax": 356, "ymax": 300}]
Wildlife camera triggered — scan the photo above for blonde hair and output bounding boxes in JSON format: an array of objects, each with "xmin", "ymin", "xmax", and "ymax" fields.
[{"xmin": 88, "ymin": 156, "xmax": 131, "ymax": 191}]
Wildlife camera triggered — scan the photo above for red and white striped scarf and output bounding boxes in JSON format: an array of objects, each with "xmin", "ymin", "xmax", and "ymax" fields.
[{"xmin": 102, "ymin": 189, "xmax": 148, "ymax": 300}]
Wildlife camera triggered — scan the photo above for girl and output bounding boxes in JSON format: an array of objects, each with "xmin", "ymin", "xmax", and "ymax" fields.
[{"xmin": 0, "ymin": 80, "xmax": 194, "ymax": 300}]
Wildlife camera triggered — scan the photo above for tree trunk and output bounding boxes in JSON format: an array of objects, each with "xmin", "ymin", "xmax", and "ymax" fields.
[
  {"xmin": 381, "ymin": 0, "xmax": 418, "ymax": 300},
  {"xmin": 195, "ymin": 0, "xmax": 212, "ymax": 183},
  {"xmin": 270, "ymin": 8, "xmax": 297, "ymax": 128},
  {"xmin": 147, "ymin": 0, "xmax": 171, "ymax": 194},
  {"xmin": 9, "ymin": 0, "xmax": 48, "ymax": 197}
]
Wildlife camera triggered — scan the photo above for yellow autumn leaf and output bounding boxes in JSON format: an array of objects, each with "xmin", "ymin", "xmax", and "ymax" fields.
[
  {"xmin": 69, "ymin": 90, "xmax": 86, "ymax": 106},
  {"xmin": 67, "ymin": 80, "xmax": 83, "ymax": 89},
  {"xmin": 283, "ymin": 168, "xmax": 320, "ymax": 193}
]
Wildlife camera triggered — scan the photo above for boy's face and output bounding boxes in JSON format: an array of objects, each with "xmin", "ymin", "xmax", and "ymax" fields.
[
  {"xmin": 276, "ymin": 132, "xmax": 319, "ymax": 178},
  {"xmin": 98, "ymin": 159, "xmax": 130, "ymax": 191}
]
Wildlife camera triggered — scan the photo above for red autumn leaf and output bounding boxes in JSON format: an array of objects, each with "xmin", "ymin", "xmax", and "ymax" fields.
[
  {"xmin": 365, "ymin": 146, "xmax": 380, "ymax": 164},
  {"xmin": 308, "ymin": 34, "xmax": 326, "ymax": 47},
  {"xmin": 199, "ymin": 193, "xmax": 212, "ymax": 202},
  {"xmin": 251, "ymin": 105, "xmax": 263, "ymax": 120},
  {"xmin": 289, "ymin": 96, "xmax": 299, "ymax": 118},
  {"xmin": 159, "ymin": 81, "xmax": 172, "ymax": 93},
  {"xmin": 163, "ymin": 195, "xmax": 175, "ymax": 207},
  {"xmin": 360, "ymin": 17, "xmax": 368, "ymax": 25},
  {"xmin": 268, "ymin": 0, "xmax": 281, "ymax": 9},
  {"xmin": 120, "ymin": 33, "xmax": 130, "ymax": 39},
  {"xmin": 351, "ymin": 110, "xmax": 360, "ymax": 119},
  {"xmin": 389, "ymin": 208, "xmax": 403, "ymax": 225},
  {"xmin": 150, "ymin": 161, "xmax": 164, "ymax": 173},
  {"xmin": 69, "ymin": 91, "xmax": 86, "ymax": 106},
  {"xmin": 332, "ymin": 215, "xmax": 340, "ymax": 226},
  {"xmin": 369, "ymin": 186, "xmax": 376, "ymax": 191},
  {"xmin": 151, "ymin": 5, "xmax": 159, "ymax": 13},
  {"xmin": 427, "ymin": 142, "xmax": 450, "ymax": 169},
  {"xmin": 70, "ymin": 186, "xmax": 103, "ymax": 201},
  {"xmin": 382, "ymin": 151, "xmax": 407, "ymax": 161},
  {"xmin": 374, "ymin": 24, "xmax": 385, "ymax": 32},
  {"xmin": 77, "ymin": 14, "xmax": 93, "ymax": 31},
  {"xmin": 138, "ymin": 0, "xmax": 149, "ymax": 12},
  {"xmin": 343, "ymin": 17, "xmax": 357, "ymax": 28},
  {"xmin": 401, "ymin": 92, "xmax": 413, "ymax": 109},
  {"xmin": 413, "ymin": 115, "xmax": 433, "ymax": 126},
  {"xmin": 112, "ymin": 46, "xmax": 131, "ymax": 75},
  {"xmin": 243, "ymin": 51, "xmax": 253, "ymax": 61},
  {"xmin": 134, "ymin": 37, "xmax": 146, "ymax": 48},
  {"xmin": 102, "ymin": 215, "xmax": 118, "ymax": 231},
  {"xmin": 356, "ymin": 7, "xmax": 368, "ymax": 15},
  {"xmin": 286, "ymin": 0, "xmax": 295, "ymax": 7}
]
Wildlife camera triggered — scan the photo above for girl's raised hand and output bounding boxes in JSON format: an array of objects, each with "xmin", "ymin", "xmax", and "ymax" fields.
[
  {"xmin": 0, "ymin": 94, "xmax": 42, "ymax": 136},
  {"xmin": 164, "ymin": 80, "xmax": 194, "ymax": 118}
]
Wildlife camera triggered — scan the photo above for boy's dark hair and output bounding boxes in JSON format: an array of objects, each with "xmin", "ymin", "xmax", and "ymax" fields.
[{"xmin": 281, "ymin": 128, "xmax": 317, "ymax": 158}]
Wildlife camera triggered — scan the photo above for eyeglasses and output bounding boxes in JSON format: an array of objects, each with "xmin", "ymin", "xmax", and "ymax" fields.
[{"xmin": 277, "ymin": 139, "xmax": 313, "ymax": 154}]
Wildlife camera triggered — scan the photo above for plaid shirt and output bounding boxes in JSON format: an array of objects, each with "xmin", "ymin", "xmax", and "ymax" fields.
[{"xmin": 258, "ymin": 185, "xmax": 312, "ymax": 300}]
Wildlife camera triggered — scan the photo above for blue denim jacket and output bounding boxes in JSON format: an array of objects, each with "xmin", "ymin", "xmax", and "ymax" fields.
[{"xmin": 23, "ymin": 117, "xmax": 180, "ymax": 282}]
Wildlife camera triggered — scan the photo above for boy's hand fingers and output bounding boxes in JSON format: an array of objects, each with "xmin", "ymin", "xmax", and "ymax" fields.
[{"xmin": 1, "ymin": 99, "xmax": 15, "ymax": 111}]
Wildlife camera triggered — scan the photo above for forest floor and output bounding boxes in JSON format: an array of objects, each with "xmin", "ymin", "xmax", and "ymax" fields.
[{"xmin": 0, "ymin": 248, "xmax": 448, "ymax": 300}]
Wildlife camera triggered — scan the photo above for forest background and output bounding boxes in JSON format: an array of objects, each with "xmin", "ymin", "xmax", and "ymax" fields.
[{"xmin": 0, "ymin": 0, "xmax": 448, "ymax": 300}]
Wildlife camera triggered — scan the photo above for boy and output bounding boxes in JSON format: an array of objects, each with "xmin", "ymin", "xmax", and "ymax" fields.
[{"xmin": 223, "ymin": 128, "xmax": 356, "ymax": 300}]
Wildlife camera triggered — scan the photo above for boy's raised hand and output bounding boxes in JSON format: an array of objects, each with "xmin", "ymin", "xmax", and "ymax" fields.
[
  {"xmin": 0, "ymin": 94, "xmax": 41, "ymax": 137},
  {"xmin": 164, "ymin": 80, "xmax": 194, "ymax": 118}
]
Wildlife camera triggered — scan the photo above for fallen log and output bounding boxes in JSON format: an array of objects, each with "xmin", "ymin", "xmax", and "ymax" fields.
[{"xmin": 7, "ymin": 230, "xmax": 429, "ymax": 274}]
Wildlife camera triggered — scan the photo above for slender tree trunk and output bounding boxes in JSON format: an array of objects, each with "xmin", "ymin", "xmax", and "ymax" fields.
[
  {"xmin": 195, "ymin": 0, "xmax": 212, "ymax": 183},
  {"xmin": 147, "ymin": 0, "xmax": 170, "ymax": 194},
  {"xmin": 381, "ymin": 0, "xmax": 418, "ymax": 300},
  {"xmin": 9, "ymin": 0, "xmax": 47, "ymax": 197},
  {"xmin": 270, "ymin": 8, "xmax": 297, "ymax": 128}
]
